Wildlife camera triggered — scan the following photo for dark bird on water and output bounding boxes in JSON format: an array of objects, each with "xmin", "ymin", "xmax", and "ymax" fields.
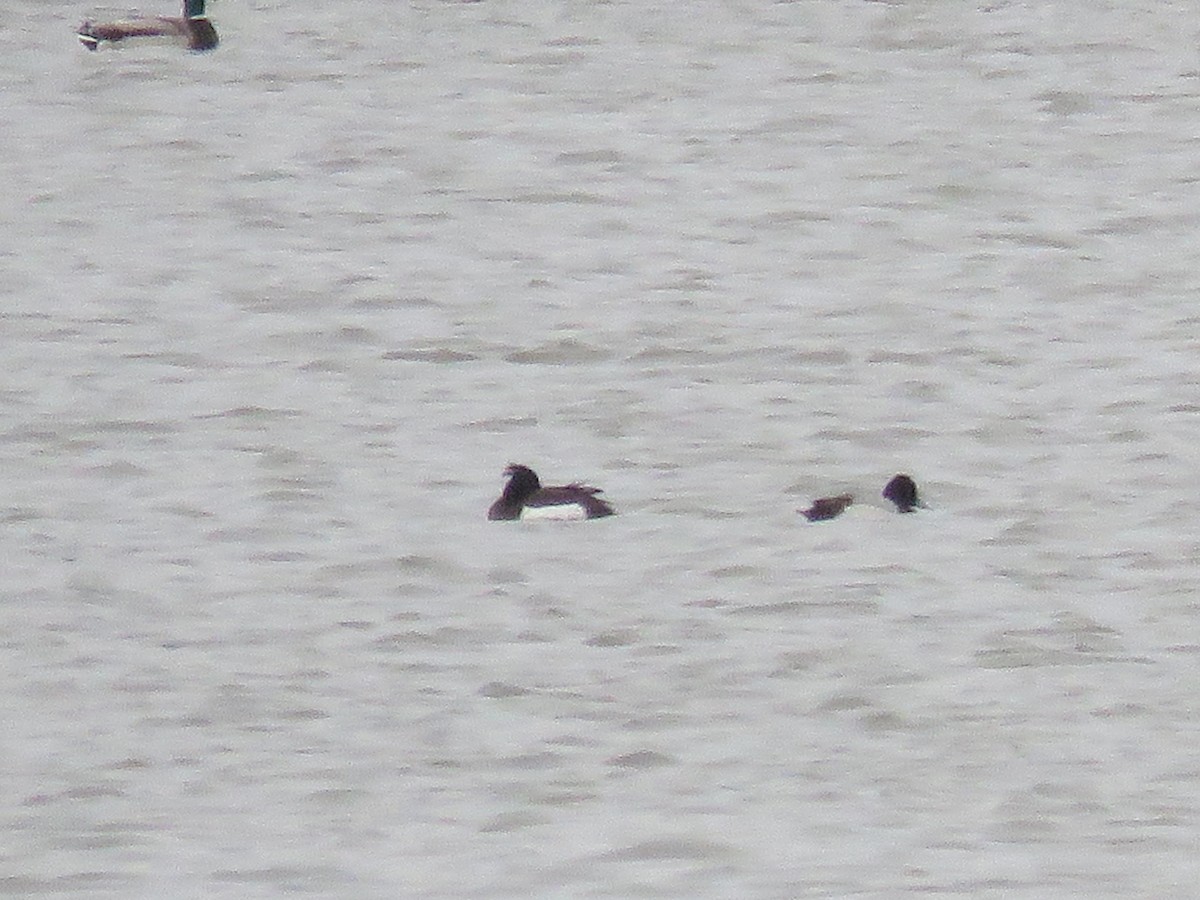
[
  {"xmin": 487, "ymin": 464, "xmax": 615, "ymax": 521},
  {"xmin": 78, "ymin": 0, "xmax": 219, "ymax": 52},
  {"xmin": 882, "ymin": 474, "xmax": 924, "ymax": 513},
  {"xmin": 801, "ymin": 475, "xmax": 926, "ymax": 521},
  {"xmin": 800, "ymin": 493, "xmax": 854, "ymax": 522}
]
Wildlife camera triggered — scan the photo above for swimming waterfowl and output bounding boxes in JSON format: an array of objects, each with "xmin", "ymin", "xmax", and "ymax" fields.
[
  {"xmin": 78, "ymin": 0, "xmax": 219, "ymax": 52},
  {"xmin": 800, "ymin": 493, "xmax": 854, "ymax": 522},
  {"xmin": 882, "ymin": 474, "xmax": 924, "ymax": 513},
  {"xmin": 487, "ymin": 464, "xmax": 615, "ymax": 521}
]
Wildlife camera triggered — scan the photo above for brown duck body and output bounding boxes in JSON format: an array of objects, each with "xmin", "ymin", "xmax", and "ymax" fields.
[
  {"xmin": 488, "ymin": 465, "xmax": 615, "ymax": 521},
  {"xmin": 78, "ymin": 1, "xmax": 218, "ymax": 52},
  {"xmin": 800, "ymin": 493, "xmax": 854, "ymax": 522}
]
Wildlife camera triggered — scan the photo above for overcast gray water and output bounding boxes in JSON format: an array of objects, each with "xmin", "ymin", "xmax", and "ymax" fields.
[{"xmin": 5, "ymin": 0, "xmax": 1200, "ymax": 896}]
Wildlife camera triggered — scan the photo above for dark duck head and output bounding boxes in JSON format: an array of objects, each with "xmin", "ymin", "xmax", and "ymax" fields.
[
  {"xmin": 882, "ymin": 474, "xmax": 924, "ymax": 513},
  {"xmin": 800, "ymin": 493, "xmax": 854, "ymax": 522},
  {"xmin": 487, "ymin": 464, "xmax": 615, "ymax": 521}
]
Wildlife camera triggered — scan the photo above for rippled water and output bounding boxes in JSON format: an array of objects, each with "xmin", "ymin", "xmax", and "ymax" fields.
[{"xmin": 5, "ymin": 0, "xmax": 1200, "ymax": 896}]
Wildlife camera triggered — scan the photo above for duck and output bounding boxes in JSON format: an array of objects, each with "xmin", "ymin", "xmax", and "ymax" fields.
[
  {"xmin": 800, "ymin": 493, "xmax": 854, "ymax": 522},
  {"xmin": 487, "ymin": 464, "xmax": 615, "ymax": 521},
  {"xmin": 882, "ymin": 474, "xmax": 925, "ymax": 513},
  {"xmin": 78, "ymin": 0, "xmax": 219, "ymax": 52}
]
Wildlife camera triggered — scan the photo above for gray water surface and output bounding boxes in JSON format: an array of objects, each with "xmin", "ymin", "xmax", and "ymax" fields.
[{"xmin": 5, "ymin": 1, "xmax": 1200, "ymax": 896}]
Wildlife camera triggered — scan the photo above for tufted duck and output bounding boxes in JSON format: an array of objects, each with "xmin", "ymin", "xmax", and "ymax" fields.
[
  {"xmin": 800, "ymin": 493, "xmax": 854, "ymax": 522},
  {"xmin": 882, "ymin": 474, "xmax": 924, "ymax": 513},
  {"xmin": 487, "ymin": 464, "xmax": 615, "ymax": 521}
]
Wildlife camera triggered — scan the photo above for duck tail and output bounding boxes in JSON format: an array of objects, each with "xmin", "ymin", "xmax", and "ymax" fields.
[{"xmin": 77, "ymin": 22, "xmax": 101, "ymax": 50}]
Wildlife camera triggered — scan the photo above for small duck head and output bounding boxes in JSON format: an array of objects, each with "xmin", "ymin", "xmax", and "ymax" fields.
[
  {"xmin": 882, "ymin": 474, "xmax": 922, "ymax": 513},
  {"xmin": 501, "ymin": 464, "xmax": 541, "ymax": 503}
]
